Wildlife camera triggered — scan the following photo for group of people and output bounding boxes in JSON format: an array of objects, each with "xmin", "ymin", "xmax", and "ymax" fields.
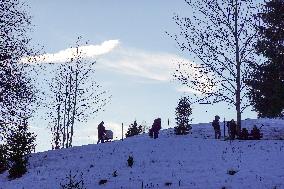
[
  {"xmin": 239, "ymin": 126, "xmax": 261, "ymax": 140},
  {"xmin": 98, "ymin": 116, "xmax": 262, "ymax": 144},
  {"xmin": 97, "ymin": 118, "xmax": 162, "ymax": 144},
  {"xmin": 212, "ymin": 115, "xmax": 261, "ymax": 140}
]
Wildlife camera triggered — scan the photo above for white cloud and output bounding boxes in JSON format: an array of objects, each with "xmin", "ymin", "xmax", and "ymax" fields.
[
  {"xmin": 99, "ymin": 47, "xmax": 215, "ymax": 94},
  {"xmin": 22, "ymin": 38, "xmax": 214, "ymax": 94},
  {"xmin": 22, "ymin": 39, "xmax": 120, "ymax": 64},
  {"xmin": 100, "ymin": 47, "xmax": 188, "ymax": 82},
  {"xmin": 98, "ymin": 46, "xmax": 215, "ymax": 95}
]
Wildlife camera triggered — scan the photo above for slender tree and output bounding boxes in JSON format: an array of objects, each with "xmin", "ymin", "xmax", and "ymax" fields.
[
  {"xmin": 170, "ymin": 0, "xmax": 260, "ymax": 129},
  {"xmin": 247, "ymin": 0, "xmax": 284, "ymax": 118},
  {"xmin": 50, "ymin": 39, "xmax": 111, "ymax": 149},
  {"xmin": 60, "ymin": 171, "xmax": 86, "ymax": 189}
]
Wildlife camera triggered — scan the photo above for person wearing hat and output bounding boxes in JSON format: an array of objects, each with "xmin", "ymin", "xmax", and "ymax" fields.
[
  {"xmin": 151, "ymin": 118, "xmax": 162, "ymax": 139},
  {"xmin": 212, "ymin": 115, "xmax": 221, "ymax": 139},
  {"xmin": 251, "ymin": 125, "xmax": 261, "ymax": 140},
  {"xmin": 228, "ymin": 119, "xmax": 237, "ymax": 140},
  {"xmin": 97, "ymin": 121, "xmax": 106, "ymax": 144}
]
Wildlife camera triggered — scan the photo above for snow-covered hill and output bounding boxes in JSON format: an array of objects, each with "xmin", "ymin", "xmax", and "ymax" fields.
[{"xmin": 1, "ymin": 119, "xmax": 284, "ymax": 189}]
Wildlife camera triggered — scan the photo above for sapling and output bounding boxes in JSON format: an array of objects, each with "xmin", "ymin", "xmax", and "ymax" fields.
[{"xmin": 127, "ymin": 156, "xmax": 134, "ymax": 168}]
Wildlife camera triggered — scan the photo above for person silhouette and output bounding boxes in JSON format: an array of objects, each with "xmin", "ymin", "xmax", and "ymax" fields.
[
  {"xmin": 151, "ymin": 118, "xmax": 161, "ymax": 139},
  {"xmin": 212, "ymin": 115, "xmax": 221, "ymax": 139},
  {"xmin": 97, "ymin": 121, "xmax": 106, "ymax": 144}
]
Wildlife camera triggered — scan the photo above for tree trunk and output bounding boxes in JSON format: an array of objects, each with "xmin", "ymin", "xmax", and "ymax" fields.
[
  {"xmin": 62, "ymin": 75, "xmax": 68, "ymax": 148},
  {"xmin": 66, "ymin": 72, "xmax": 73, "ymax": 148},
  {"xmin": 234, "ymin": 0, "xmax": 242, "ymax": 135},
  {"xmin": 55, "ymin": 95, "xmax": 61, "ymax": 149},
  {"xmin": 70, "ymin": 71, "xmax": 78, "ymax": 147}
]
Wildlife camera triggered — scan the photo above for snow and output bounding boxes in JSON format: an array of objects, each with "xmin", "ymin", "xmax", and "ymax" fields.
[{"xmin": 0, "ymin": 119, "xmax": 284, "ymax": 189}]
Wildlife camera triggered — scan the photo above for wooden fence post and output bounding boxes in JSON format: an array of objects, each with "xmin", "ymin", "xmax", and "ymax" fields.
[
  {"xmin": 223, "ymin": 118, "xmax": 226, "ymax": 139},
  {"xmin": 122, "ymin": 123, "xmax": 124, "ymax": 141}
]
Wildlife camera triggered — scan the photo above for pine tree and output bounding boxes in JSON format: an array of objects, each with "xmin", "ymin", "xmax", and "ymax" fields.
[
  {"xmin": 6, "ymin": 118, "xmax": 36, "ymax": 179},
  {"xmin": 125, "ymin": 121, "xmax": 142, "ymax": 138},
  {"xmin": 247, "ymin": 0, "xmax": 284, "ymax": 118},
  {"xmin": 174, "ymin": 97, "xmax": 192, "ymax": 135}
]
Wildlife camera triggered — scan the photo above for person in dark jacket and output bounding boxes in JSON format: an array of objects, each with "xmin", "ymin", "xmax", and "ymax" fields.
[
  {"xmin": 151, "ymin": 118, "xmax": 161, "ymax": 139},
  {"xmin": 240, "ymin": 128, "xmax": 249, "ymax": 140},
  {"xmin": 251, "ymin": 125, "xmax": 261, "ymax": 140},
  {"xmin": 228, "ymin": 119, "xmax": 237, "ymax": 140},
  {"xmin": 212, "ymin": 115, "xmax": 221, "ymax": 139},
  {"xmin": 226, "ymin": 121, "xmax": 230, "ymax": 136},
  {"xmin": 97, "ymin": 121, "xmax": 106, "ymax": 144}
]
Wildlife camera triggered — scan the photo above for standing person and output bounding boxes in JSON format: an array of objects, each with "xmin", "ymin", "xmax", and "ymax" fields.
[
  {"xmin": 212, "ymin": 115, "xmax": 221, "ymax": 139},
  {"xmin": 251, "ymin": 125, "xmax": 261, "ymax": 140},
  {"xmin": 97, "ymin": 121, "xmax": 106, "ymax": 144},
  {"xmin": 152, "ymin": 118, "xmax": 161, "ymax": 139},
  {"xmin": 229, "ymin": 119, "xmax": 237, "ymax": 140},
  {"xmin": 240, "ymin": 128, "xmax": 249, "ymax": 140},
  {"xmin": 226, "ymin": 121, "xmax": 230, "ymax": 136}
]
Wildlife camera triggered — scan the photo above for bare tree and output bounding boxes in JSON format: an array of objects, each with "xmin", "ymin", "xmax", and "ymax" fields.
[
  {"xmin": 49, "ymin": 39, "xmax": 111, "ymax": 149},
  {"xmin": 170, "ymin": 0, "xmax": 260, "ymax": 129}
]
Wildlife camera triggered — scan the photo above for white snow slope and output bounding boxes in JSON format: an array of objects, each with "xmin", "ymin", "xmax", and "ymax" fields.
[{"xmin": 0, "ymin": 119, "xmax": 284, "ymax": 189}]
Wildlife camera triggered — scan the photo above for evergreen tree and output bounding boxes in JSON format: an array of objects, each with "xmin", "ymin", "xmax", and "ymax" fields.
[
  {"xmin": 125, "ymin": 121, "xmax": 142, "ymax": 138},
  {"xmin": 6, "ymin": 118, "xmax": 36, "ymax": 179},
  {"xmin": 247, "ymin": 0, "xmax": 284, "ymax": 118},
  {"xmin": 174, "ymin": 97, "xmax": 192, "ymax": 135}
]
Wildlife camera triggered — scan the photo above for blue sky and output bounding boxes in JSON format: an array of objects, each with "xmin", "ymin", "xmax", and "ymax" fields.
[{"xmin": 27, "ymin": 0, "xmax": 257, "ymax": 152}]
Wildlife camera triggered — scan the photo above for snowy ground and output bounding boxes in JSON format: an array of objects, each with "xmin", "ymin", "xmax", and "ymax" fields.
[{"xmin": 0, "ymin": 119, "xmax": 284, "ymax": 189}]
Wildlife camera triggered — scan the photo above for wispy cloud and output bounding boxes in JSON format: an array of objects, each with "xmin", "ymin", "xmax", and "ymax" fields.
[
  {"xmin": 176, "ymin": 86, "xmax": 202, "ymax": 94},
  {"xmin": 23, "ymin": 38, "xmax": 214, "ymax": 94},
  {"xmin": 22, "ymin": 39, "xmax": 120, "ymax": 64},
  {"xmin": 99, "ymin": 47, "xmax": 216, "ymax": 93},
  {"xmin": 100, "ymin": 47, "xmax": 188, "ymax": 82}
]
